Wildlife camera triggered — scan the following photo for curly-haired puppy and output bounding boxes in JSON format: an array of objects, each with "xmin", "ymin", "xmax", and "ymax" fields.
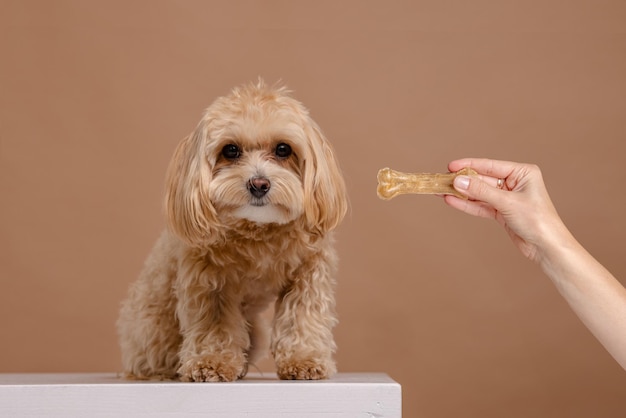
[{"xmin": 117, "ymin": 81, "xmax": 347, "ymax": 382}]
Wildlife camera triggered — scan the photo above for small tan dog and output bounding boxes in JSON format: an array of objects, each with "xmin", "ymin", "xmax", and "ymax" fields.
[{"xmin": 117, "ymin": 81, "xmax": 347, "ymax": 382}]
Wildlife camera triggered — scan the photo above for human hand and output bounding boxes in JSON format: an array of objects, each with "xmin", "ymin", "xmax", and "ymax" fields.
[
  {"xmin": 443, "ymin": 159, "xmax": 626, "ymax": 372},
  {"xmin": 443, "ymin": 158, "xmax": 566, "ymax": 263}
]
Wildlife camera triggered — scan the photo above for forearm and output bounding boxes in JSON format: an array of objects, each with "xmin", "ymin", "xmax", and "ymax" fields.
[{"xmin": 538, "ymin": 227, "xmax": 626, "ymax": 370}]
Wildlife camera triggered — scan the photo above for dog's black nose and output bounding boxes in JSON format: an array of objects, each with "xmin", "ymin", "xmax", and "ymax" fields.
[{"xmin": 248, "ymin": 176, "xmax": 271, "ymax": 198}]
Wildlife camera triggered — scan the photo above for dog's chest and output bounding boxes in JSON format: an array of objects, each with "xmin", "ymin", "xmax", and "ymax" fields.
[
  {"xmin": 237, "ymin": 244, "xmax": 299, "ymax": 279},
  {"xmin": 211, "ymin": 237, "xmax": 307, "ymax": 286},
  {"xmin": 226, "ymin": 244, "xmax": 302, "ymax": 305}
]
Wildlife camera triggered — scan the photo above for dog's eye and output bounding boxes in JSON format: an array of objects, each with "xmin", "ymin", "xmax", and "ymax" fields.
[
  {"xmin": 275, "ymin": 143, "xmax": 292, "ymax": 159},
  {"xmin": 221, "ymin": 144, "xmax": 241, "ymax": 160}
]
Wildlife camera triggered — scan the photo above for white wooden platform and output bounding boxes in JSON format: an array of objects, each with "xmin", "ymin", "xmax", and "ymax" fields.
[{"xmin": 0, "ymin": 372, "xmax": 401, "ymax": 417}]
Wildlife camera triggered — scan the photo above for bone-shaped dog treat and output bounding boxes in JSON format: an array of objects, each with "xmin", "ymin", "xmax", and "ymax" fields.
[{"xmin": 377, "ymin": 167, "xmax": 477, "ymax": 200}]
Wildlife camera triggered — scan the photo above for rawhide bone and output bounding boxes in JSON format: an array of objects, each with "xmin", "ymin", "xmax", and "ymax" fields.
[{"xmin": 377, "ymin": 167, "xmax": 477, "ymax": 200}]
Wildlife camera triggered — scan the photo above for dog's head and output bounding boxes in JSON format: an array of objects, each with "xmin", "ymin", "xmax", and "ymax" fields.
[{"xmin": 165, "ymin": 80, "xmax": 347, "ymax": 247}]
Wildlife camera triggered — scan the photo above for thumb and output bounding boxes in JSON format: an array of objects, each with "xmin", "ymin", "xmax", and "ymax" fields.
[{"xmin": 453, "ymin": 175, "xmax": 502, "ymax": 206}]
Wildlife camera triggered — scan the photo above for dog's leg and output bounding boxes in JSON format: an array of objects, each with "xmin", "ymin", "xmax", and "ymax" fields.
[
  {"xmin": 271, "ymin": 254, "xmax": 338, "ymax": 380},
  {"xmin": 175, "ymin": 265, "xmax": 250, "ymax": 382},
  {"xmin": 117, "ymin": 233, "xmax": 182, "ymax": 380},
  {"xmin": 243, "ymin": 304, "xmax": 271, "ymax": 370}
]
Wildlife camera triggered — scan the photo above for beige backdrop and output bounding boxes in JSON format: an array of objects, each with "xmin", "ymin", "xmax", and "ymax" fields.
[{"xmin": 2, "ymin": 1, "xmax": 626, "ymax": 417}]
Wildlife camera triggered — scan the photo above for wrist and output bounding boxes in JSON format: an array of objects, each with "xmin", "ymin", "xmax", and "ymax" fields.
[{"xmin": 534, "ymin": 219, "xmax": 581, "ymax": 278}]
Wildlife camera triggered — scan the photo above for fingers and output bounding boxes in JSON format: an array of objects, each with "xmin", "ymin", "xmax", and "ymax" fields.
[
  {"xmin": 443, "ymin": 173, "xmax": 505, "ymax": 221},
  {"xmin": 443, "ymin": 194, "xmax": 497, "ymax": 219},
  {"xmin": 451, "ymin": 173, "xmax": 507, "ymax": 211},
  {"xmin": 476, "ymin": 174, "xmax": 506, "ymax": 190},
  {"xmin": 448, "ymin": 158, "xmax": 518, "ymax": 180}
]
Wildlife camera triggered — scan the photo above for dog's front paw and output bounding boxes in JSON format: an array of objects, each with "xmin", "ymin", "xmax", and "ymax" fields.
[
  {"xmin": 178, "ymin": 353, "xmax": 247, "ymax": 382},
  {"xmin": 275, "ymin": 356, "xmax": 336, "ymax": 380}
]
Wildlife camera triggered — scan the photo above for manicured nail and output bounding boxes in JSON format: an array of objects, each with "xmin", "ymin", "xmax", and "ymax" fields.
[{"xmin": 454, "ymin": 175, "xmax": 470, "ymax": 191}]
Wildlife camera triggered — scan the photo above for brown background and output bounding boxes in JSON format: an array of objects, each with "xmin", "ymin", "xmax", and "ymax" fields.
[{"xmin": 2, "ymin": 1, "xmax": 625, "ymax": 417}]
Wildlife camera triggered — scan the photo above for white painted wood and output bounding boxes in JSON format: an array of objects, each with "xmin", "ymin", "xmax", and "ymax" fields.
[{"xmin": 0, "ymin": 372, "xmax": 401, "ymax": 417}]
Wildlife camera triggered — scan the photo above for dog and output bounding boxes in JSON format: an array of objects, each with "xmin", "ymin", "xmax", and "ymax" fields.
[{"xmin": 117, "ymin": 80, "xmax": 347, "ymax": 382}]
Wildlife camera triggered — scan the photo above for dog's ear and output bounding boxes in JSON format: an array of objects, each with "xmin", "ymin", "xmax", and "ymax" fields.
[
  {"xmin": 302, "ymin": 120, "xmax": 348, "ymax": 234},
  {"xmin": 164, "ymin": 122, "xmax": 220, "ymax": 247}
]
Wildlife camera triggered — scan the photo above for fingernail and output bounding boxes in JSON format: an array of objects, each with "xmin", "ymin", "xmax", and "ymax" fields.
[{"xmin": 454, "ymin": 175, "xmax": 470, "ymax": 191}]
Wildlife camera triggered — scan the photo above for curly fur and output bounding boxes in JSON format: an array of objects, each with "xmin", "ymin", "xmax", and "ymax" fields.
[{"xmin": 117, "ymin": 80, "xmax": 347, "ymax": 382}]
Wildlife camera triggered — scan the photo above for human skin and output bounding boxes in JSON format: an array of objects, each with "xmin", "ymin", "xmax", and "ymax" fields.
[{"xmin": 443, "ymin": 158, "xmax": 626, "ymax": 371}]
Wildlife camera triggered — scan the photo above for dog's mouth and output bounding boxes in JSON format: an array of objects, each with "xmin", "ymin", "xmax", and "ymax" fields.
[
  {"xmin": 230, "ymin": 199, "xmax": 294, "ymax": 225},
  {"xmin": 250, "ymin": 198, "xmax": 268, "ymax": 207}
]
